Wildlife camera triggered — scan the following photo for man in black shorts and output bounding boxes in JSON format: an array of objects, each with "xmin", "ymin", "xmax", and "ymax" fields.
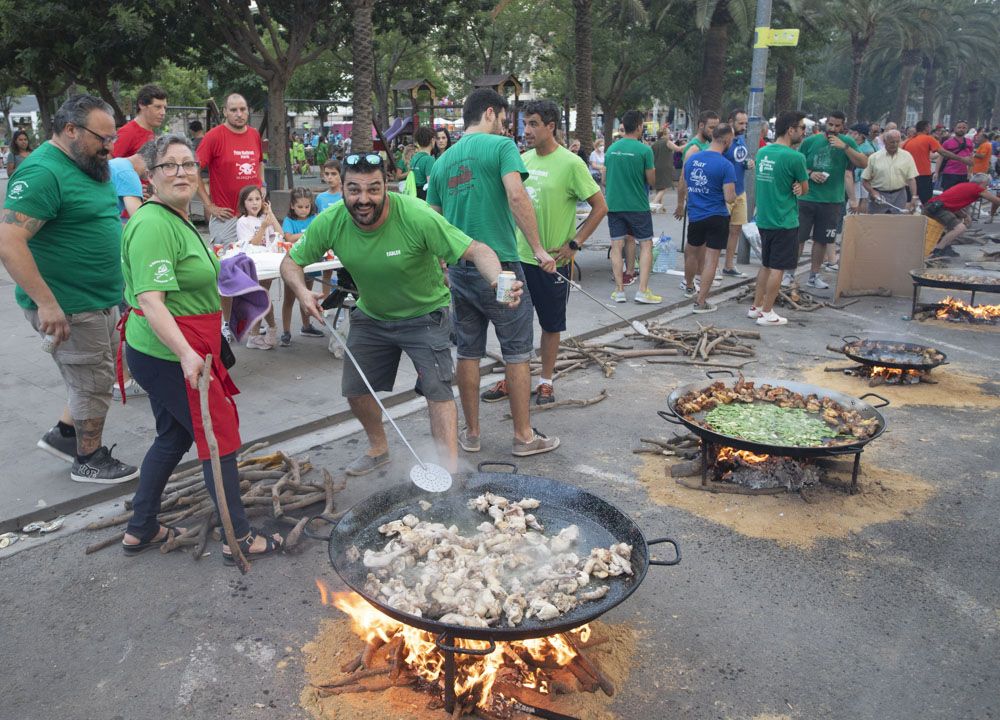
[
  {"xmin": 749, "ymin": 111, "xmax": 809, "ymax": 327},
  {"xmin": 681, "ymin": 124, "xmax": 736, "ymax": 313}
]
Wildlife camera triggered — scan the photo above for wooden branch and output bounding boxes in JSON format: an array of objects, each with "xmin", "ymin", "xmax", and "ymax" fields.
[
  {"xmin": 199, "ymin": 355, "xmax": 249, "ymax": 574},
  {"xmin": 85, "ymin": 532, "xmax": 124, "ymax": 555},
  {"xmin": 504, "ymin": 389, "xmax": 608, "ymax": 419}
]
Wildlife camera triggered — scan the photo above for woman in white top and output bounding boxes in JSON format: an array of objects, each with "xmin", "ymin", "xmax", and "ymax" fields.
[{"xmin": 589, "ymin": 138, "xmax": 606, "ymax": 184}]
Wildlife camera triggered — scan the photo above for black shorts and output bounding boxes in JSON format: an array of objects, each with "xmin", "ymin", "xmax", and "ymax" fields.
[
  {"xmin": 797, "ymin": 200, "xmax": 840, "ymax": 245},
  {"xmin": 940, "ymin": 173, "xmax": 967, "ymax": 191},
  {"xmin": 522, "ymin": 262, "xmax": 571, "ymax": 333},
  {"xmin": 686, "ymin": 215, "xmax": 729, "ymax": 250},
  {"xmin": 607, "ymin": 211, "xmax": 653, "ymax": 241},
  {"xmin": 915, "ymin": 175, "xmax": 935, "ymax": 204},
  {"xmin": 760, "ymin": 227, "xmax": 799, "ymax": 270},
  {"xmin": 341, "ymin": 308, "xmax": 454, "ymax": 401}
]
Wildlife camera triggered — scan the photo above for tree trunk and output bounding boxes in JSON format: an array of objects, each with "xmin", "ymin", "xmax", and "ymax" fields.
[
  {"xmin": 948, "ymin": 67, "xmax": 964, "ymax": 126},
  {"xmin": 92, "ymin": 75, "xmax": 127, "ymax": 127},
  {"xmin": 350, "ymin": 0, "xmax": 376, "ymax": 153},
  {"xmin": 266, "ymin": 73, "xmax": 291, "ymax": 190},
  {"xmin": 697, "ymin": 2, "xmax": 730, "ymax": 116},
  {"xmin": 961, "ymin": 78, "xmax": 977, "ymax": 126},
  {"xmin": 573, "ymin": 0, "xmax": 594, "ymax": 155},
  {"xmin": 372, "ymin": 50, "xmax": 391, "ymax": 133},
  {"xmin": 990, "ymin": 82, "xmax": 1000, "ymax": 130},
  {"xmin": 30, "ymin": 83, "xmax": 56, "ymax": 138},
  {"xmin": 601, "ymin": 101, "xmax": 616, "ymax": 148},
  {"xmin": 847, "ymin": 39, "xmax": 867, "ymax": 124},
  {"xmin": 774, "ymin": 50, "xmax": 795, "ymax": 117},
  {"xmin": 892, "ymin": 50, "xmax": 921, "ymax": 125},
  {"xmin": 921, "ymin": 58, "xmax": 936, "ymax": 123}
]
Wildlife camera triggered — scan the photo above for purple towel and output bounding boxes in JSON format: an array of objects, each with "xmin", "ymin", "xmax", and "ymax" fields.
[{"xmin": 218, "ymin": 253, "xmax": 270, "ymax": 341}]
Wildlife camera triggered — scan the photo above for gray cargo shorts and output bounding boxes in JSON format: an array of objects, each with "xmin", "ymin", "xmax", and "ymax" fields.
[{"xmin": 25, "ymin": 306, "xmax": 118, "ymax": 419}]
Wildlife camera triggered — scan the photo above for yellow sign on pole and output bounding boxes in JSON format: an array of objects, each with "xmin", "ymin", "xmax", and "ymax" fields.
[{"xmin": 754, "ymin": 27, "xmax": 800, "ymax": 48}]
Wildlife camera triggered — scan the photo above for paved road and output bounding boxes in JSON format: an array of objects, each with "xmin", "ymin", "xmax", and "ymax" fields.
[{"xmin": 2, "ymin": 281, "xmax": 998, "ymax": 719}]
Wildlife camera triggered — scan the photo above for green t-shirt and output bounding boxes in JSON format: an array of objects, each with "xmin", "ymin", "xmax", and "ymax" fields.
[
  {"xmin": 754, "ymin": 143, "xmax": 809, "ymax": 230},
  {"xmin": 604, "ymin": 138, "xmax": 654, "ymax": 212},
  {"xmin": 122, "ymin": 202, "xmax": 222, "ymax": 362},
  {"xmin": 797, "ymin": 132, "xmax": 860, "ymax": 203},
  {"xmin": 426, "ymin": 133, "xmax": 526, "ymax": 261},
  {"xmin": 516, "ymin": 146, "xmax": 600, "ymax": 266},
  {"xmin": 682, "ymin": 136, "xmax": 710, "ymax": 162},
  {"xmin": 289, "ymin": 193, "xmax": 472, "ymax": 321},
  {"xmin": 4, "ymin": 142, "xmax": 123, "ymax": 313},
  {"xmin": 410, "ymin": 151, "xmax": 435, "ymax": 191}
]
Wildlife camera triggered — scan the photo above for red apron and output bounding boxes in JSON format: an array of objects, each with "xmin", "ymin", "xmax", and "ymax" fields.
[{"xmin": 117, "ymin": 309, "xmax": 242, "ymax": 460}]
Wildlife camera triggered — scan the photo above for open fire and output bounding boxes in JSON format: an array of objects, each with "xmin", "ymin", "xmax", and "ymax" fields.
[
  {"xmin": 842, "ymin": 365, "xmax": 933, "ymax": 386},
  {"xmin": 933, "ymin": 296, "xmax": 1000, "ymax": 324},
  {"xmin": 315, "ymin": 582, "xmax": 615, "ymax": 716},
  {"xmin": 712, "ymin": 446, "xmax": 821, "ymax": 491}
]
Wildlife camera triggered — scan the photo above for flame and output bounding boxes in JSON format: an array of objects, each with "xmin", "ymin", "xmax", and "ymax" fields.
[
  {"xmin": 315, "ymin": 581, "xmax": 588, "ymax": 707},
  {"xmin": 935, "ymin": 296, "xmax": 1000, "ymax": 323},
  {"xmin": 716, "ymin": 446, "xmax": 770, "ymax": 464}
]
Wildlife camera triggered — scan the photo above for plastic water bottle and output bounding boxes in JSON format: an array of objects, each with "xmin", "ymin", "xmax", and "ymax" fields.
[{"xmin": 652, "ymin": 234, "xmax": 675, "ymax": 273}]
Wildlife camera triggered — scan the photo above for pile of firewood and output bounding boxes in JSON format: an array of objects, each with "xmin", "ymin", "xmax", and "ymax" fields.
[
  {"xmin": 312, "ymin": 627, "xmax": 616, "ymax": 719},
  {"xmin": 733, "ymin": 284, "xmax": 840, "ymax": 312},
  {"xmin": 84, "ymin": 444, "xmax": 345, "ymax": 556},
  {"xmin": 626, "ymin": 321, "xmax": 758, "ymax": 364},
  {"xmin": 633, "ymin": 434, "xmax": 701, "ymax": 458},
  {"xmin": 488, "ymin": 340, "xmax": 683, "ymax": 381}
]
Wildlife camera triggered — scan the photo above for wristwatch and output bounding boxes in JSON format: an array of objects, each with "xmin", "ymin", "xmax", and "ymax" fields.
[{"xmin": 568, "ymin": 240, "xmax": 582, "ymax": 251}]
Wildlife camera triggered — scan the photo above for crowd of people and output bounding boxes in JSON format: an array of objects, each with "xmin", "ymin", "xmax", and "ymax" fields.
[{"xmin": 3, "ymin": 80, "xmax": 1000, "ymax": 564}]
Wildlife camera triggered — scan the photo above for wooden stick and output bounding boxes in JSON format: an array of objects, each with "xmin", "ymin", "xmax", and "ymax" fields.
[
  {"xmin": 86, "ymin": 511, "xmax": 133, "ymax": 531},
  {"xmin": 283, "ymin": 516, "xmax": 311, "ymax": 550},
  {"xmin": 85, "ymin": 532, "xmax": 125, "ymax": 555},
  {"xmin": 362, "ymin": 637, "xmax": 386, "ymax": 668},
  {"xmin": 237, "ymin": 442, "xmax": 270, "ymax": 462},
  {"xmin": 564, "ymin": 634, "xmax": 615, "ymax": 696},
  {"xmin": 199, "ymin": 355, "xmax": 249, "ymax": 574},
  {"xmin": 193, "ymin": 513, "xmax": 217, "ymax": 560},
  {"xmin": 314, "ymin": 667, "xmax": 390, "ymax": 689},
  {"xmin": 340, "ymin": 651, "xmax": 363, "ymax": 673},
  {"xmin": 503, "ymin": 389, "xmax": 607, "ymax": 418}
]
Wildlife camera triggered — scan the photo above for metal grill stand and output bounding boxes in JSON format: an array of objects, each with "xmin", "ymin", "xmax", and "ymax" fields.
[{"xmin": 698, "ymin": 440, "xmax": 864, "ymax": 494}]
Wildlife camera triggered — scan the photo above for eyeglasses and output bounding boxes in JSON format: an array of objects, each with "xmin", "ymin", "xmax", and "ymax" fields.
[
  {"xmin": 77, "ymin": 125, "xmax": 118, "ymax": 145},
  {"xmin": 345, "ymin": 153, "xmax": 383, "ymax": 166},
  {"xmin": 152, "ymin": 161, "xmax": 200, "ymax": 176}
]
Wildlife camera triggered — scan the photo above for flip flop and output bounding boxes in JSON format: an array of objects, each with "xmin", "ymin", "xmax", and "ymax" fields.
[
  {"xmin": 222, "ymin": 528, "xmax": 284, "ymax": 566},
  {"xmin": 122, "ymin": 524, "xmax": 184, "ymax": 556}
]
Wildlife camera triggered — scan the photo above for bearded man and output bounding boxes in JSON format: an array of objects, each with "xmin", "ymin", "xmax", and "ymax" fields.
[{"xmin": 0, "ymin": 94, "xmax": 140, "ymax": 484}]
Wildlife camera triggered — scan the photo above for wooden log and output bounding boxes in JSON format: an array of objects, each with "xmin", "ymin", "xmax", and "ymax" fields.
[
  {"xmin": 564, "ymin": 634, "xmax": 615, "ymax": 696},
  {"xmin": 670, "ymin": 459, "xmax": 703, "ymax": 478},
  {"xmin": 340, "ymin": 651, "xmax": 364, "ymax": 673},
  {"xmin": 160, "ymin": 525, "xmax": 201, "ymax": 553},
  {"xmin": 362, "ymin": 637, "xmax": 386, "ymax": 668},
  {"xmin": 271, "ymin": 472, "xmax": 289, "ymax": 519},
  {"xmin": 314, "ymin": 675, "xmax": 414, "ymax": 697},
  {"xmin": 237, "ymin": 441, "xmax": 270, "ymax": 462},
  {"xmin": 85, "ymin": 532, "xmax": 124, "ymax": 555},
  {"xmin": 503, "ymin": 389, "xmax": 607, "ymax": 419},
  {"xmin": 314, "ymin": 667, "xmax": 390, "ymax": 689},
  {"xmin": 193, "ymin": 513, "xmax": 217, "ymax": 561},
  {"xmin": 86, "ymin": 511, "xmax": 133, "ymax": 531},
  {"xmin": 838, "ymin": 287, "xmax": 891, "ymax": 298},
  {"xmin": 283, "ymin": 516, "xmax": 311, "ymax": 550}
]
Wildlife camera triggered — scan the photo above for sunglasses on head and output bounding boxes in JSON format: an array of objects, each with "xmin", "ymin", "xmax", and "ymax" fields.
[{"xmin": 345, "ymin": 153, "xmax": 383, "ymax": 167}]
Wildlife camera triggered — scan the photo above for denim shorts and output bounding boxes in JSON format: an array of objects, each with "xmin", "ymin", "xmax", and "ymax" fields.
[
  {"xmin": 449, "ymin": 261, "xmax": 533, "ymax": 363},
  {"xmin": 342, "ymin": 307, "xmax": 454, "ymax": 402}
]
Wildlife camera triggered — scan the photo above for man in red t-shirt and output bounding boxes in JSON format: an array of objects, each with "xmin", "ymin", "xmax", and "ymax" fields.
[
  {"xmin": 196, "ymin": 93, "xmax": 263, "ymax": 245},
  {"xmin": 924, "ymin": 174, "xmax": 1000, "ymax": 258},
  {"xmin": 111, "ymin": 84, "xmax": 167, "ymax": 158},
  {"xmin": 902, "ymin": 120, "xmax": 972, "ymax": 204}
]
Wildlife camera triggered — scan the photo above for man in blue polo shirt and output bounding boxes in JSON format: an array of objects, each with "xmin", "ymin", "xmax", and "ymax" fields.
[{"xmin": 682, "ymin": 124, "xmax": 737, "ymax": 314}]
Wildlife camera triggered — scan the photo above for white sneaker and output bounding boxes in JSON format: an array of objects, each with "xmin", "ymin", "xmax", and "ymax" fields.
[
  {"xmin": 756, "ymin": 310, "xmax": 788, "ymax": 326},
  {"xmin": 747, "ymin": 306, "xmax": 762, "ymax": 319},
  {"xmin": 112, "ymin": 379, "xmax": 147, "ymax": 399},
  {"xmin": 610, "ymin": 290, "xmax": 627, "ymax": 303},
  {"xmin": 807, "ymin": 273, "xmax": 830, "ymax": 290},
  {"xmin": 682, "ymin": 284, "xmax": 696, "ymax": 298},
  {"xmin": 781, "ymin": 272, "xmax": 795, "ymax": 288}
]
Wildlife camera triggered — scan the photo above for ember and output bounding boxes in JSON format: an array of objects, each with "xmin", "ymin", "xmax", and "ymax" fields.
[
  {"xmin": 712, "ymin": 446, "xmax": 821, "ymax": 491},
  {"xmin": 315, "ymin": 584, "xmax": 616, "ymax": 715},
  {"xmin": 933, "ymin": 296, "xmax": 1000, "ymax": 324},
  {"xmin": 842, "ymin": 365, "xmax": 933, "ymax": 386}
]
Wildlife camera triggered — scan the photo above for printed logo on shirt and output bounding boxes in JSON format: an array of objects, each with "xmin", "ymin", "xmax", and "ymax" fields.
[
  {"xmin": 447, "ymin": 164, "xmax": 474, "ymax": 194},
  {"xmin": 690, "ymin": 166, "xmax": 709, "ymax": 188},
  {"xmin": 386, "ymin": 249, "xmax": 402, "ymax": 257},
  {"xmin": 7, "ymin": 180, "xmax": 28, "ymax": 200},
  {"xmin": 150, "ymin": 259, "xmax": 174, "ymax": 284},
  {"xmin": 733, "ymin": 144, "xmax": 749, "ymax": 164}
]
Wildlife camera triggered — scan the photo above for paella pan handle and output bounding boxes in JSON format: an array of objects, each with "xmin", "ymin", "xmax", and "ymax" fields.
[
  {"xmin": 301, "ymin": 513, "xmax": 336, "ymax": 541},
  {"xmin": 705, "ymin": 369, "xmax": 734, "ymax": 378},
  {"xmin": 841, "ymin": 335, "xmax": 861, "ymax": 344},
  {"xmin": 823, "ymin": 445, "xmax": 863, "ymax": 456},
  {"xmin": 858, "ymin": 392, "xmax": 890, "ymax": 408},
  {"xmin": 657, "ymin": 409, "xmax": 685, "ymax": 426},
  {"xmin": 647, "ymin": 537, "xmax": 681, "ymax": 566},
  {"xmin": 435, "ymin": 633, "xmax": 497, "ymax": 656},
  {"xmin": 477, "ymin": 461, "xmax": 519, "ymax": 474}
]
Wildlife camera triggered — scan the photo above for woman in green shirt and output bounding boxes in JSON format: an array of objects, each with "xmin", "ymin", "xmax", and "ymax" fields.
[{"xmin": 119, "ymin": 134, "xmax": 283, "ymax": 563}]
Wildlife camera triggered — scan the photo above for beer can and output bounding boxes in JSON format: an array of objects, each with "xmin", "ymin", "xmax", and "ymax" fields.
[
  {"xmin": 41, "ymin": 334, "xmax": 57, "ymax": 353},
  {"xmin": 495, "ymin": 271, "xmax": 516, "ymax": 303}
]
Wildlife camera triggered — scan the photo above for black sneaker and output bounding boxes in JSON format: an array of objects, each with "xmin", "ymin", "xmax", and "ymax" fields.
[
  {"xmin": 481, "ymin": 379, "xmax": 509, "ymax": 402},
  {"xmin": 941, "ymin": 246, "xmax": 960, "ymax": 257},
  {"xmin": 300, "ymin": 324, "xmax": 324, "ymax": 338},
  {"xmin": 70, "ymin": 446, "xmax": 140, "ymax": 484},
  {"xmin": 721, "ymin": 267, "xmax": 747, "ymax": 278},
  {"xmin": 37, "ymin": 425, "xmax": 76, "ymax": 463}
]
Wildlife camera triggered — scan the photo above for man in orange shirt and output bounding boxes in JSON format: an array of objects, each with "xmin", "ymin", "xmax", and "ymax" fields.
[
  {"xmin": 971, "ymin": 130, "xmax": 992, "ymax": 176},
  {"xmin": 902, "ymin": 120, "xmax": 972, "ymax": 204}
]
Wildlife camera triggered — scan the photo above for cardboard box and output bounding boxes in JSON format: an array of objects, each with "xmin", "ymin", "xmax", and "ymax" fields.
[{"xmin": 835, "ymin": 215, "xmax": 927, "ymax": 300}]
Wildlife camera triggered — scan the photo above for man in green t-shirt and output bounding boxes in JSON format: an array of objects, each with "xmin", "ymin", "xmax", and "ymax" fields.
[
  {"xmin": 410, "ymin": 126, "xmax": 436, "ymax": 200},
  {"xmin": 795, "ymin": 111, "xmax": 868, "ymax": 290},
  {"xmin": 281, "ymin": 153, "xmax": 513, "ymax": 475},
  {"xmin": 605, "ymin": 109, "xmax": 659, "ymax": 303},
  {"xmin": 515, "ymin": 100, "xmax": 607, "ymax": 406},
  {"xmin": 427, "ymin": 88, "xmax": 560, "ymax": 459},
  {"xmin": 750, "ymin": 111, "xmax": 810, "ymax": 327},
  {"xmin": 0, "ymin": 94, "xmax": 138, "ymax": 484}
]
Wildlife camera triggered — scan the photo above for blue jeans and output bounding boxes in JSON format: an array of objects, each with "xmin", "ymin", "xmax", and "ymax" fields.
[{"xmin": 125, "ymin": 345, "xmax": 250, "ymax": 542}]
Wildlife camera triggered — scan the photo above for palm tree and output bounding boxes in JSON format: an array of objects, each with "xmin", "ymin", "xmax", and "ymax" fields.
[
  {"xmin": 693, "ymin": 0, "xmax": 752, "ymax": 115},
  {"xmin": 574, "ymin": 0, "xmax": 595, "ymax": 155},
  {"xmin": 867, "ymin": 5, "xmax": 944, "ymax": 124},
  {"xmin": 349, "ymin": 0, "xmax": 376, "ymax": 153},
  {"xmin": 837, "ymin": 0, "xmax": 899, "ymax": 123}
]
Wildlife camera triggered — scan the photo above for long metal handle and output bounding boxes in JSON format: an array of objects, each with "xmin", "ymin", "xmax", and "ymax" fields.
[
  {"xmin": 555, "ymin": 274, "xmax": 639, "ymax": 327},
  {"xmin": 321, "ymin": 316, "xmax": 427, "ymax": 470}
]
